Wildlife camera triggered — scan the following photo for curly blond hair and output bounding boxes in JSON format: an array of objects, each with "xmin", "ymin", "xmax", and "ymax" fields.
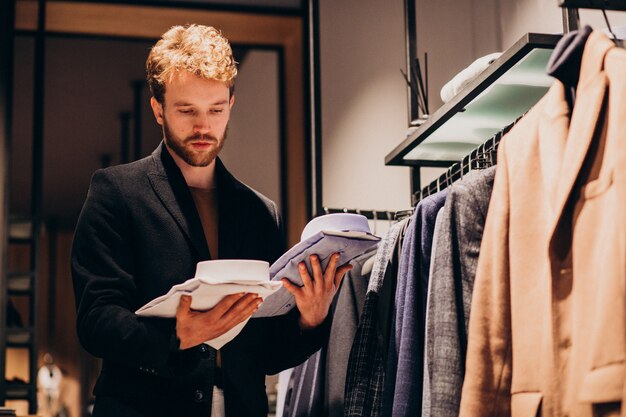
[{"xmin": 147, "ymin": 24, "xmax": 237, "ymax": 103}]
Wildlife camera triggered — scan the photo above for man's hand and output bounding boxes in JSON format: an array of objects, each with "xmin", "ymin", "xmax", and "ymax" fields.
[
  {"xmin": 282, "ymin": 253, "xmax": 353, "ymax": 330},
  {"xmin": 175, "ymin": 292, "xmax": 262, "ymax": 350}
]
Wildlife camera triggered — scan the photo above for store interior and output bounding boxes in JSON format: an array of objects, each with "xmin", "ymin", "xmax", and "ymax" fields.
[{"xmin": 2, "ymin": 0, "xmax": 626, "ymax": 416}]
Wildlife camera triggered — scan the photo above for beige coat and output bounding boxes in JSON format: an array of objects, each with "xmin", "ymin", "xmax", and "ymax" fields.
[{"xmin": 459, "ymin": 31, "xmax": 626, "ymax": 417}]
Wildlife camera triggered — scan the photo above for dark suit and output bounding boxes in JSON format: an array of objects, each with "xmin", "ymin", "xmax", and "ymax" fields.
[{"xmin": 72, "ymin": 143, "xmax": 327, "ymax": 417}]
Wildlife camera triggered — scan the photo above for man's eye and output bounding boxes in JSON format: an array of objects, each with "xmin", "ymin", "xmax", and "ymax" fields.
[
  {"xmin": 179, "ymin": 109, "xmax": 193, "ymax": 114},
  {"xmin": 211, "ymin": 109, "xmax": 224, "ymax": 114}
]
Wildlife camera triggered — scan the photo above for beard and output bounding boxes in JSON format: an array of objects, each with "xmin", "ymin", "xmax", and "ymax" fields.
[{"xmin": 162, "ymin": 118, "xmax": 227, "ymax": 167}]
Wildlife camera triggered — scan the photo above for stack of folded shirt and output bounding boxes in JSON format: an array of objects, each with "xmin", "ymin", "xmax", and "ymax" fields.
[{"xmin": 136, "ymin": 259, "xmax": 282, "ymax": 349}]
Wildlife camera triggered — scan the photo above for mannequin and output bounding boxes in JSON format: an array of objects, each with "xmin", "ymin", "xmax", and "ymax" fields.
[{"xmin": 37, "ymin": 353, "xmax": 68, "ymax": 417}]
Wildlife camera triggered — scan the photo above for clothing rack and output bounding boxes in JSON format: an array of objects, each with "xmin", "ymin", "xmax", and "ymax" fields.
[
  {"xmin": 321, "ymin": 207, "xmax": 414, "ymax": 221},
  {"xmin": 414, "ymin": 117, "xmax": 522, "ymax": 203}
]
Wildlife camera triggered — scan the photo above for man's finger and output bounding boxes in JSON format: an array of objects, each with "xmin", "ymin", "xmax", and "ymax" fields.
[
  {"xmin": 282, "ymin": 278, "xmax": 303, "ymax": 297},
  {"xmin": 176, "ymin": 294, "xmax": 193, "ymax": 317},
  {"xmin": 323, "ymin": 253, "xmax": 340, "ymax": 290},
  {"xmin": 310, "ymin": 255, "xmax": 324, "ymax": 288},
  {"xmin": 211, "ymin": 292, "xmax": 247, "ymax": 317},
  {"xmin": 298, "ymin": 262, "xmax": 314, "ymax": 292},
  {"xmin": 333, "ymin": 263, "xmax": 353, "ymax": 289},
  {"xmin": 221, "ymin": 295, "xmax": 262, "ymax": 328},
  {"xmin": 226, "ymin": 293, "xmax": 260, "ymax": 316}
]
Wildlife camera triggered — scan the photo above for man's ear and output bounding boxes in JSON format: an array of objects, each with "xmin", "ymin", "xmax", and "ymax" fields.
[
  {"xmin": 229, "ymin": 94, "xmax": 235, "ymax": 109},
  {"xmin": 150, "ymin": 97, "xmax": 164, "ymax": 126}
]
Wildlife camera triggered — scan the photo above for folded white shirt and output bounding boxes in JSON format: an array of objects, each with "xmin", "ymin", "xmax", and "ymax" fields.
[
  {"xmin": 440, "ymin": 52, "xmax": 502, "ymax": 103},
  {"xmin": 135, "ymin": 260, "xmax": 282, "ymax": 349}
]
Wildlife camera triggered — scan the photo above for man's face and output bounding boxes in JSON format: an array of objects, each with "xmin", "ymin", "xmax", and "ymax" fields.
[{"xmin": 150, "ymin": 72, "xmax": 234, "ymax": 167}]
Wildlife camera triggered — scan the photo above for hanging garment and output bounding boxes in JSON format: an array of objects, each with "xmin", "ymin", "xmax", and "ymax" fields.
[
  {"xmin": 326, "ymin": 249, "xmax": 377, "ymax": 417},
  {"xmin": 281, "ymin": 349, "xmax": 325, "ymax": 417},
  {"xmin": 421, "ymin": 208, "xmax": 445, "ymax": 417},
  {"xmin": 276, "ymin": 369, "xmax": 293, "ymax": 417},
  {"xmin": 383, "ymin": 190, "xmax": 448, "ymax": 417},
  {"xmin": 422, "ymin": 167, "xmax": 496, "ymax": 417},
  {"xmin": 279, "ymin": 249, "xmax": 376, "ymax": 417},
  {"xmin": 344, "ymin": 219, "xmax": 410, "ymax": 417},
  {"xmin": 459, "ymin": 31, "xmax": 626, "ymax": 417}
]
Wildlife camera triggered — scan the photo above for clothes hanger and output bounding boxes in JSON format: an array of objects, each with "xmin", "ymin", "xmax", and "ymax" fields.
[
  {"xmin": 361, "ymin": 252, "xmax": 377, "ymax": 276},
  {"xmin": 547, "ymin": 24, "xmax": 592, "ymax": 109},
  {"xmin": 372, "ymin": 210, "xmax": 378, "ymax": 235}
]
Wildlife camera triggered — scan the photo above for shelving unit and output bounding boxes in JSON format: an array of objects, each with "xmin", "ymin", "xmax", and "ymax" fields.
[
  {"xmin": 2, "ymin": 219, "xmax": 40, "ymax": 412},
  {"xmin": 1, "ymin": 0, "xmax": 45, "ymax": 414},
  {"xmin": 385, "ymin": 32, "xmax": 561, "ymax": 169}
]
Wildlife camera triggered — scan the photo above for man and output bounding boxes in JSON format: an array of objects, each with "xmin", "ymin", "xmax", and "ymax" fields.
[{"xmin": 71, "ymin": 24, "xmax": 351, "ymax": 417}]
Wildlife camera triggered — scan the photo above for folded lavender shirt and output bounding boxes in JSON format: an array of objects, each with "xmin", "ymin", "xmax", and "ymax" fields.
[{"xmin": 254, "ymin": 214, "xmax": 380, "ymax": 317}]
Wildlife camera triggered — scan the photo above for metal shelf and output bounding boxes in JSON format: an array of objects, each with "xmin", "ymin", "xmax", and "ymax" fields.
[
  {"xmin": 8, "ymin": 220, "xmax": 32, "ymax": 240},
  {"xmin": 6, "ymin": 328, "xmax": 32, "ymax": 347},
  {"xmin": 7, "ymin": 273, "xmax": 33, "ymax": 295},
  {"xmin": 558, "ymin": 0, "xmax": 626, "ymax": 11},
  {"xmin": 385, "ymin": 32, "xmax": 562, "ymax": 167},
  {"xmin": 4, "ymin": 384, "xmax": 35, "ymax": 400}
]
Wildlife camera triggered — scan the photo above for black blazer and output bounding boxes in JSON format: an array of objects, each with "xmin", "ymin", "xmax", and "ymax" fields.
[{"xmin": 72, "ymin": 143, "xmax": 327, "ymax": 417}]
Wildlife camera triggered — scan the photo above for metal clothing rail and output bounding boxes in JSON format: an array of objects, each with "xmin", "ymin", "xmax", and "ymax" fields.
[
  {"xmin": 320, "ymin": 207, "xmax": 414, "ymax": 221},
  {"xmin": 414, "ymin": 117, "xmax": 521, "ymax": 203}
]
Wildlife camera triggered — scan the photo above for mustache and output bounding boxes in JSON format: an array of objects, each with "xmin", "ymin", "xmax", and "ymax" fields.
[{"xmin": 186, "ymin": 133, "xmax": 218, "ymax": 142}]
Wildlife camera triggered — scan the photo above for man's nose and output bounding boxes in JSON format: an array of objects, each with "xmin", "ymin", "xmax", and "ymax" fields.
[{"xmin": 193, "ymin": 113, "xmax": 210, "ymax": 133}]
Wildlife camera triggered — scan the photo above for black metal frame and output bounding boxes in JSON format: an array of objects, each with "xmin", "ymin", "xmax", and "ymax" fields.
[
  {"xmin": 0, "ymin": 0, "xmax": 15, "ymax": 407},
  {"xmin": 1, "ymin": 0, "xmax": 45, "ymax": 411},
  {"xmin": 558, "ymin": 0, "xmax": 626, "ymax": 11},
  {"xmin": 70, "ymin": 0, "xmax": 305, "ymax": 16},
  {"xmin": 562, "ymin": 7, "xmax": 580, "ymax": 32},
  {"xmin": 14, "ymin": 0, "xmax": 47, "ymax": 412},
  {"xmin": 307, "ymin": 0, "xmax": 323, "ymax": 219},
  {"xmin": 276, "ymin": 46, "xmax": 290, "ymax": 239},
  {"xmin": 404, "ymin": 0, "xmax": 418, "ymax": 123},
  {"xmin": 132, "ymin": 80, "xmax": 144, "ymax": 161},
  {"xmin": 385, "ymin": 32, "xmax": 562, "ymax": 167}
]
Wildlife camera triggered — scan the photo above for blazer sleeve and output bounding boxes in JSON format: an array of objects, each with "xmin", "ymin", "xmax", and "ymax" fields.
[
  {"xmin": 458, "ymin": 141, "xmax": 513, "ymax": 417},
  {"xmin": 263, "ymin": 311, "xmax": 331, "ymax": 375},
  {"xmin": 71, "ymin": 169, "xmax": 189, "ymax": 377}
]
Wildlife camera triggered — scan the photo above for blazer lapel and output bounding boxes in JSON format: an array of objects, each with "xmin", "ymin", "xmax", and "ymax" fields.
[
  {"xmin": 147, "ymin": 143, "xmax": 211, "ymax": 260},
  {"xmin": 548, "ymin": 32, "xmax": 614, "ymax": 241}
]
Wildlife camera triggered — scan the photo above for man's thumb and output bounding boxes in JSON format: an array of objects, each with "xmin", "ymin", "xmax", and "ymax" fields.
[{"xmin": 177, "ymin": 294, "xmax": 192, "ymax": 314}]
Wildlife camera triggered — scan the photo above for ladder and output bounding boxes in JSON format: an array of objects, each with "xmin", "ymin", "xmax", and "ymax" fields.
[{"xmin": 0, "ymin": 0, "xmax": 45, "ymax": 413}]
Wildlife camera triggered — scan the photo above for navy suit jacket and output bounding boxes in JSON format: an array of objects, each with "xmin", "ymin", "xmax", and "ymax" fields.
[{"xmin": 72, "ymin": 143, "xmax": 327, "ymax": 417}]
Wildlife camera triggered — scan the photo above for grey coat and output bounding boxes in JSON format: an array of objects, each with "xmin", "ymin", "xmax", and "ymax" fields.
[{"xmin": 422, "ymin": 167, "xmax": 496, "ymax": 417}]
